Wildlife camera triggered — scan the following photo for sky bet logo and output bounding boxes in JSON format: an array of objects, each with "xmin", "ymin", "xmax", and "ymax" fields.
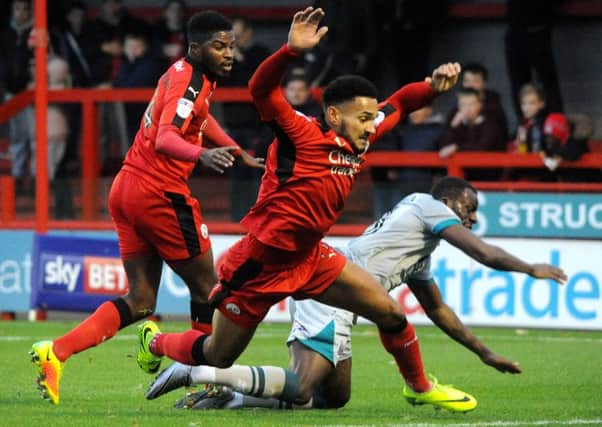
[{"xmin": 42, "ymin": 254, "xmax": 128, "ymax": 296}]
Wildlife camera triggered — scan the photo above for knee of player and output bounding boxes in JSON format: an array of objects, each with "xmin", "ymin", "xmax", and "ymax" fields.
[
  {"xmin": 327, "ymin": 392, "xmax": 350, "ymax": 409},
  {"xmin": 210, "ymin": 354, "xmax": 236, "ymax": 369},
  {"xmin": 378, "ymin": 301, "xmax": 407, "ymax": 330},
  {"xmin": 312, "ymin": 388, "xmax": 350, "ymax": 409},
  {"xmin": 295, "ymin": 381, "xmax": 316, "ymax": 403}
]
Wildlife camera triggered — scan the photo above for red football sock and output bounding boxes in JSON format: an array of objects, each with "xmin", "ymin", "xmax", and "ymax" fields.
[
  {"xmin": 379, "ymin": 322, "xmax": 431, "ymax": 392},
  {"xmin": 52, "ymin": 301, "xmax": 121, "ymax": 362},
  {"xmin": 191, "ymin": 320, "xmax": 212, "ymax": 334},
  {"xmin": 151, "ymin": 330, "xmax": 205, "ymax": 365}
]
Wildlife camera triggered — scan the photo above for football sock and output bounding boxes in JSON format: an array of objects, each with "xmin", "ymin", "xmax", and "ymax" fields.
[
  {"xmin": 190, "ymin": 365, "xmax": 301, "ymax": 401},
  {"xmin": 190, "ymin": 301, "xmax": 213, "ymax": 334},
  {"xmin": 151, "ymin": 330, "xmax": 205, "ymax": 366},
  {"xmin": 378, "ymin": 322, "xmax": 431, "ymax": 392},
  {"xmin": 52, "ymin": 301, "xmax": 122, "ymax": 362}
]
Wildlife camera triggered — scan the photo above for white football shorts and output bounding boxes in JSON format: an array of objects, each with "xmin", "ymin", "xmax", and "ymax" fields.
[{"xmin": 287, "ymin": 298, "xmax": 354, "ymax": 366}]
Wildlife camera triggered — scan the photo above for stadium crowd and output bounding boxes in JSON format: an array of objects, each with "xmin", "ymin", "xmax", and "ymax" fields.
[{"xmin": 0, "ymin": 0, "xmax": 600, "ymax": 221}]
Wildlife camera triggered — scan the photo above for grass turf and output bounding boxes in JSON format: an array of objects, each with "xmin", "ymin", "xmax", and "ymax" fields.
[{"xmin": 1, "ymin": 321, "xmax": 601, "ymax": 426}]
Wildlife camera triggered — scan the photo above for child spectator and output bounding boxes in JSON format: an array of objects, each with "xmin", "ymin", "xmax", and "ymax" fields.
[
  {"xmin": 114, "ymin": 31, "xmax": 162, "ymax": 144},
  {"xmin": 447, "ymin": 63, "xmax": 508, "ymax": 139},
  {"xmin": 511, "ymin": 83, "xmax": 548, "ymax": 154},
  {"xmin": 439, "ymin": 87, "xmax": 505, "ymax": 180},
  {"xmin": 284, "ymin": 74, "xmax": 322, "ymax": 118}
]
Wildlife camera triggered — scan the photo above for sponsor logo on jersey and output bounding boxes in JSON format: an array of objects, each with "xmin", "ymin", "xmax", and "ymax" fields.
[
  {"xmin": 187, "ymin": 86, "xmax": 200, "ymax": 98},
  {"xmin": 328, "ymin": 149, "xmax": 362, "ymax": 177},
  {"xmin": 176, "ymin": 98, "xmax": 194, "ymax": 119}
]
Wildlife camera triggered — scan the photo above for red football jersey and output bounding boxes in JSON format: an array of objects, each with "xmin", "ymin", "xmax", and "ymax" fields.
[
  {"xmin": 122, "ymin": 57, "xmax": 216, "ymax": 191},
  {"xmin": 242, "ymin": 45, "xmax": 436, "ymax": 253}
]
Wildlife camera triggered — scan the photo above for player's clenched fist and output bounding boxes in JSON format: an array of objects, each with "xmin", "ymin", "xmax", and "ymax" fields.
[{"xmin": 426, "ymin": 62, "xmax": 462, "ymax": 93}]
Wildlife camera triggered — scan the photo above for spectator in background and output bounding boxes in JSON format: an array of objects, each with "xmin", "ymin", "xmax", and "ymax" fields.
[
  {"xmin": 505, "ymin": 0, "xmax": 563, "ymax": 119},
  {"xmin": 220, "ymin": 17, "xmax": 270, "ymax": 221},
  {"xmin": 439, "ymin": 87, "xmax": 505, "ymax": 180},
  {"xmin": 47, "ymin": 55, "xmax": 76, "ymax": 219},
  {"xmin": 114, "ymin": 31, "xmax": 162, "ymax": 144},
  {"xmin": 367, "ymin": 0, "xmax": 448, "ymax": 97},
  {"xmin": 283, "ymin": 74, "xmax": 322, "ymax": 118},
  {"xmin": 1, "ymin": 0, "xmax": 34, "ymax": 192},
  {"xmin": 447, "ymin": 63, "xmax": 508, "ymax": 140},
  {"xmin": 511, "ymin": 83, "xmax": 548, "ymax": 154},
  {"xmin": 153, "ymin": 0, "xmax": 188, "ymax": 66},
  {"xmin": 304, "ymin": 1, "xmax": 375, "ymax": 88},
  {"xmin": 91, "ymin": 0, "xmax": 148, "ymax": 172},
  {"xmin": 399, "ymin": 104, "xmax": 445, "ymax": 196},
  {"xmin": 58, "ymin": 1, "xmax": 96, "ymax": 88}
]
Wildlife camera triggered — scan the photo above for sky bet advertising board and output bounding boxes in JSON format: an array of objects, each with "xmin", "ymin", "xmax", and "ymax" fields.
[{"xmin": 30, "ymin": 234, "xmax": 128, "ymax": 312}]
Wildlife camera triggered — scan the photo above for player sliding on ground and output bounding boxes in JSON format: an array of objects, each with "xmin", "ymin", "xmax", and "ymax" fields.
[
  {"xmin": 145, "ymin": 176, "xmax": 567, "ymax": 410},
  {"xmin": 136, "ymin": 7, "xmax": 482, "ymax": 413}
]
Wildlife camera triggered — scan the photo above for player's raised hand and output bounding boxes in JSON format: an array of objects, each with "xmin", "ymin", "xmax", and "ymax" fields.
[
  {"xmin": 530, "ymin": 263, "xmax": 568, "ymax": 284},
  {"xmin": 237, "ymin": 150, "xmax": 265, "ymax": 170},
  {"xmin": 480, "ymin": 351, "xmax": 522, "ymax": 374},
  {"xmin": 199, "ymin": 146, "xmax": 238, "ymax": 173},
  {"xmin": 288, "ymin": 7, "xmax": 328, "ymax": 53},
  {"xmin": 426, "ymin": 62, "xmax": 461, "ymax": 93}
]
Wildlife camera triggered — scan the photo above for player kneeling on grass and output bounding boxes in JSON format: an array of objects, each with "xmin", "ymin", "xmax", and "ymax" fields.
[{"xmin": 145, "ymin": 176, "xmax": 567, "ymax": 411}]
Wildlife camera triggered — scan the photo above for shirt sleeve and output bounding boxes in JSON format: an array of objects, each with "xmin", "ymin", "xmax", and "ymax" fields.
[
  {"xmin": 420, "ymin": 197, "xmax": 461, "ymax": 235},
  {"xmin": 203, "ymin": 114, "xmax": 241, "ymax": 152},
  {"xmin": 158, "ymin": 65, "xmax": 199, "ymax": 135},
  {"xmin": 248, "ymin": 44, "xmax": 301, "ymax": 130},
  {"xmin": 371, "ymin": 82, "xmax": 437, "ymax": 143},
  {"xmin": 155, "ymin": 125, "xmax": 204, "ymax": 162}
]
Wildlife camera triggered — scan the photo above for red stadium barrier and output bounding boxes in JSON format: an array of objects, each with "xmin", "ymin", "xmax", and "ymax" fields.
[{"xmin": 0, "ymin": 88, "xmax": 601, "ymax": 232}]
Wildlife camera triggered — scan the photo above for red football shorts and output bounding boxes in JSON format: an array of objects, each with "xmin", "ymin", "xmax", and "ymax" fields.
[
  {"xmin": 215, "ymin": 234, "xmax": 347, "ymax": 328},
  {"xmin": 108, "ymin": 170, "xmax": 211, "ymax": 261}
]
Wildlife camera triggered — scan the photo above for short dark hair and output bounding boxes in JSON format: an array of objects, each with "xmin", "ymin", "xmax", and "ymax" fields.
[
  {"xmin": 187, "ymin": 10, "xmax": 232, "ymax": 45},
  {"xmin": 322, "ymin": 75, "xmax": 377, "ymax": 107},
  {"xmin": 431, "ymin": 176, "xmax": 476, "ymax": 201},
  {"xmin": 457, "ymin": 86, "xmax": 481, "ymax": 100},
  {"xmin": 462, "ymin": 63, "xmax": 488, "ymax": 80}
]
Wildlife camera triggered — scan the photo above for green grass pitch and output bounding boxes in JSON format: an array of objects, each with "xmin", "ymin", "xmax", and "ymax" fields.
[{"xmin": 1, "ymin": 321, "xmax": 601, "ymax": 426}]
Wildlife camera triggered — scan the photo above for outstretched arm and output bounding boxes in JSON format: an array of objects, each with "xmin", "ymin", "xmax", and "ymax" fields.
[
  {"xmin": 407, "ymin": 278, "xmax": 522, "ymax": 374},
  {"xmin": 372, "ymin": 63, "xmax": 461, "ymax": 141},
  {"xmin": 204, "ymin": 115, "xmax": 264, "ymax": 170},
  {"xmin": 440, "ymin": 224, "xmax": 567, "ymax": 284},
  {"xmin": 249, "ymin": 7, "xmax": 328, "ymax": 123}
]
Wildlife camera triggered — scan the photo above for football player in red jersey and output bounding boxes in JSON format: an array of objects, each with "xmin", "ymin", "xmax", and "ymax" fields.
[
  {"xmin": 29, "ymin": 10, "xmax": 264, "ymax": 405},
  {"xmin": 140, "ymin": 7, "xmax": 474, "ymax": 412}
]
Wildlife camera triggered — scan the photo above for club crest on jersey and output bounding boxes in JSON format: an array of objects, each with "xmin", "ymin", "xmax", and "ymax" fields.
[
  {"xmin": 176, "ymin": 98, "xmax": 194, "ymax": 119},
  {"xmin": 200, "ymin": 223, "xmax": 209, "ymax": 239},
  {"xmin": 173, "ymin": 60, "xmax": 184, "ymax": 72}
]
